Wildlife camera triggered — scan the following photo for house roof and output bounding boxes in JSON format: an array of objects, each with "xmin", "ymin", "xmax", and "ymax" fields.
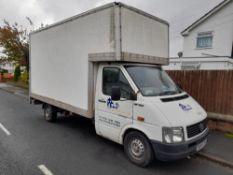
[{"xmin": 181, "ymin": 0, "xmax": 232, "ymax": 36}]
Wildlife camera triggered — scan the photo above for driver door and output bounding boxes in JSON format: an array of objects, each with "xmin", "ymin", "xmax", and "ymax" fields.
[{"xmin": 96, "ymin": 66, "xmax": 135, "ymax": 143}]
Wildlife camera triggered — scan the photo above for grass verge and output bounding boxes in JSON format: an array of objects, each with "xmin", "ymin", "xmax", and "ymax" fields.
[{"xmin": 6, "ymin": 80, "xmax": 29, "ymax": 89}]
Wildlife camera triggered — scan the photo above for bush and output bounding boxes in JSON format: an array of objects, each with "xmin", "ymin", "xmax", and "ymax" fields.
[
  {"xmin": 14, "ymin": 65, "xmax": 21, "ymax": 82},
  {"xmin": 20, "ymin": 70, "xmax": 29, "ymax": 84},
  {"xmin": 0, "ymin": 69, "xmax": 8, "ymax": 74}
]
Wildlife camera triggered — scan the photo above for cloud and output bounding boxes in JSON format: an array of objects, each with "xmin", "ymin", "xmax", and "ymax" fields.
[
  {"xmin": 0, "ymin": 0, "xmax": 224, "ymax": 56},
  {"xmin": 0, "ymin": 0, "xmax": 54, "ymax": 28}
]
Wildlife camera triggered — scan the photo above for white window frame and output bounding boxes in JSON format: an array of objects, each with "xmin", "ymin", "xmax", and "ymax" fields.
[{"xmin": 196, "ymin": 31, "xmax": 213, "ymax": 49}]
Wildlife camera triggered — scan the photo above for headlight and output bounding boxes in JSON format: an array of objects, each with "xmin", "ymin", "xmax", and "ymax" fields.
[{"xmin": 162, "ymin": 127, "xmax": 184, "ymax": 143}]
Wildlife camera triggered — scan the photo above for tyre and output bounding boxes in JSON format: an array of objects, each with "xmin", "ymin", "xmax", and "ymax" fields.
[
  {"xmin": 44, "ymin": 104, "xmax": 57, "ymax": 122},
  {"xmin": 124, "ymin": 131, "xmax": 153, "ymax": 167}
]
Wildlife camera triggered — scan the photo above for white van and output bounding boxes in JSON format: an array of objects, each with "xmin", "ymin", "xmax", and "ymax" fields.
[{"xmin": 30, "ymin": 2, "xmax": 208, "ymax": 167}]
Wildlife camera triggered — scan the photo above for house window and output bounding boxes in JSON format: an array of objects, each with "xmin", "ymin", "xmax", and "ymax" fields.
[{"xmin": 196, "ymin": 32, "xmax": 213, "ymax": 49}]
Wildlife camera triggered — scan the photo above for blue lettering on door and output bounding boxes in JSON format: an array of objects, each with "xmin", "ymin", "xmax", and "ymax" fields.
[{"xmin": 107, "ymin": 98, "xmax": 119, "ymax": 109}]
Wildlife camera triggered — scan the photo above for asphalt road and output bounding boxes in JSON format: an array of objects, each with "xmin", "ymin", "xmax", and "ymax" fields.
[{"xmin": 0, "ymin": 89, "xmax": 233, "ymax": 175}]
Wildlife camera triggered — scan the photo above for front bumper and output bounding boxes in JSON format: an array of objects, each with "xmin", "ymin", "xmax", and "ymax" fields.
[{"xmin": 151, "ymin": 128, "xmax": 209, "ymax": 161}]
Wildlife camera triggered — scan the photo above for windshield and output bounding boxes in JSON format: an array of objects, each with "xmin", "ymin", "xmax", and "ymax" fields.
[{"xmin": 125, "ymin": 65, "xmax": 181, "ymax": 96}]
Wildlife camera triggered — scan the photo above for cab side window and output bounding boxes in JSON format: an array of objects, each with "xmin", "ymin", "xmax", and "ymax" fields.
[{"xmin": 103, "ymin": 67, "xmax": 133, "ymax": 99}]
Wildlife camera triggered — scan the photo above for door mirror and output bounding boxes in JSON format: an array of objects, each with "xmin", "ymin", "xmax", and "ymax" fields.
[{"xmin": 111, "ymin": 86, "xmax": 121, "ymax": 101}]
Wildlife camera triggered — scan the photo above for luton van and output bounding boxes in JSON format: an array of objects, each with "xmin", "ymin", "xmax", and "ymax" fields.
[{"xmin": 30, "ymin": 2, "xmax": 208, "ymax": 167}]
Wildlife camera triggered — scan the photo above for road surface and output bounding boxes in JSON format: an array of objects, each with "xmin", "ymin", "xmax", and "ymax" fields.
[{"xmin": 0, "ymin": 89, "xmax": 232, "ymax": 175}]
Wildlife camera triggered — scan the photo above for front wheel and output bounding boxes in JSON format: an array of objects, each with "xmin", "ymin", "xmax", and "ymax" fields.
[
  {"xmin": 44, "ymin": 104, "xmax": 57, "ymax": 122},
  {"xmin": 124, "ymin": 131, "xmax": 154, "ymax": 167}
]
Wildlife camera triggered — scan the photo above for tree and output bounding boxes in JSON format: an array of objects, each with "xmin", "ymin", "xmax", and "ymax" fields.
[
  {"xmin": 0, "ymin": 18, "xmax": 33, "ymax": 72},
  {"xmin": 13, "ymin": 65, "xmax": 21, "ymax": 81}
]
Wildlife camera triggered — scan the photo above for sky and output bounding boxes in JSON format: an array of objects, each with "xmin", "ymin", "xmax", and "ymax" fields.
[{"xmin": 0, "ymin": 0, "xmax": 224, "ymax": 57}]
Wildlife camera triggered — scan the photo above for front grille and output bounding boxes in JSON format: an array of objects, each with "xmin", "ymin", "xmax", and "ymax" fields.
[{"xmin": 187, "ymin": 119, "xmax": 207, "ymax": 138}]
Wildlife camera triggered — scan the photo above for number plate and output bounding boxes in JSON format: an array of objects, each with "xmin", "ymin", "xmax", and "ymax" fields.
[{"xmin": 196, "ymin": 139, "xmax": 207, "ymax": 152}]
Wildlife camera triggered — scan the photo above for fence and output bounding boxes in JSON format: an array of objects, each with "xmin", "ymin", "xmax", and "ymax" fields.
[
  {"xmin": 167, "ymin": 70, "xmax": 233, "ymax": 116},
  {"xmin": 0, "ymin": 73, "xmax": 13, "ymax": 82}
]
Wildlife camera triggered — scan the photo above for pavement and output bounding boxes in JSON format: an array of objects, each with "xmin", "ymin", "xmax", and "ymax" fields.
[
  {"xmin": 0, "ymin": 82, "xmax": 233, "ymax": 175},
  {"xmin": 0, "ymin": 82, "xmax": 28, "ymax": 98},
  {"xmin": 198, "ymin": 130, "xmax": 233, "ymax": 168}
]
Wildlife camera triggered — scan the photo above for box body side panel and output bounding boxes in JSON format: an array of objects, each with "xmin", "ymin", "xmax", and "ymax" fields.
[
  {"xmin": 121, "ymin": 7, "xmax": 169, "ymax": 58},
  {"xmin": 30, "ymin": 7, "xmax": 114, "ymax": 114}
]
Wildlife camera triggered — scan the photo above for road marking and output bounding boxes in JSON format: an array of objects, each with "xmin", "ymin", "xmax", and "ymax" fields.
[
  {"xmin": 38, "ymin": 164, "xmax": 54, "ymax": 175},
  {"xmin": 0, "ymin": 123, "xmax": 11, "ymax": 136}
]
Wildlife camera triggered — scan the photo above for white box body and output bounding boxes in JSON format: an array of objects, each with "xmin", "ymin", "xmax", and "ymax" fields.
[{"xmin": 30, "ymin": 3, "xmax": 169, "ymax": 118}]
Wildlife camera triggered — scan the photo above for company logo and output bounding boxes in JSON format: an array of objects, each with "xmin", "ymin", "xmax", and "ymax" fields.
[
  {"xmin": 199, "ymin": 123, "xmax": 205, "ymax": 132},
  {"xmin": 107, "ymin": 98, "xmax": 119, "ymax": 109},
  {"xmin": 179, "ymin": 103, "xmax": 192, "ymax": 111}
]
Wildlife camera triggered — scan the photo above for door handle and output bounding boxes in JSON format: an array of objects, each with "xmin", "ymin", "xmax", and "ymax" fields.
[
  {"xmin": 98, "ymin": 99, "xmax": 106, "ymax": 103},
  {"xmin": 134, "ymin": 103, "xmax": 144, "ymax": 107}
]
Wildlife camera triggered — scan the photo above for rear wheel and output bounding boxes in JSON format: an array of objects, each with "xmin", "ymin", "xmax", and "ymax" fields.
[
  {"xmin": 124, "ymin": 131, "xmax": 153, "ymax": 167},
  {"xmin": 44, "ymin": 104, "xmax": 57, "ymax": 122}
]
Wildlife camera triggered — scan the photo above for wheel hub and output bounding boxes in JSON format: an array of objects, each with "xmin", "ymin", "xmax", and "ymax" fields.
[
  {"xmin": 45, "ymin": 107, "xmax": 52, "ymax": 119},
  {"xmin": 130, "ymin": 139, "xmax": 145, "ymax": 158}
]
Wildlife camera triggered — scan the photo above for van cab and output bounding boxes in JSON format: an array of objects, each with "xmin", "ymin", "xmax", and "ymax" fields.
[{"xmin": 95, "ymin": 63, "xmax": 208, "ymax": 166}]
